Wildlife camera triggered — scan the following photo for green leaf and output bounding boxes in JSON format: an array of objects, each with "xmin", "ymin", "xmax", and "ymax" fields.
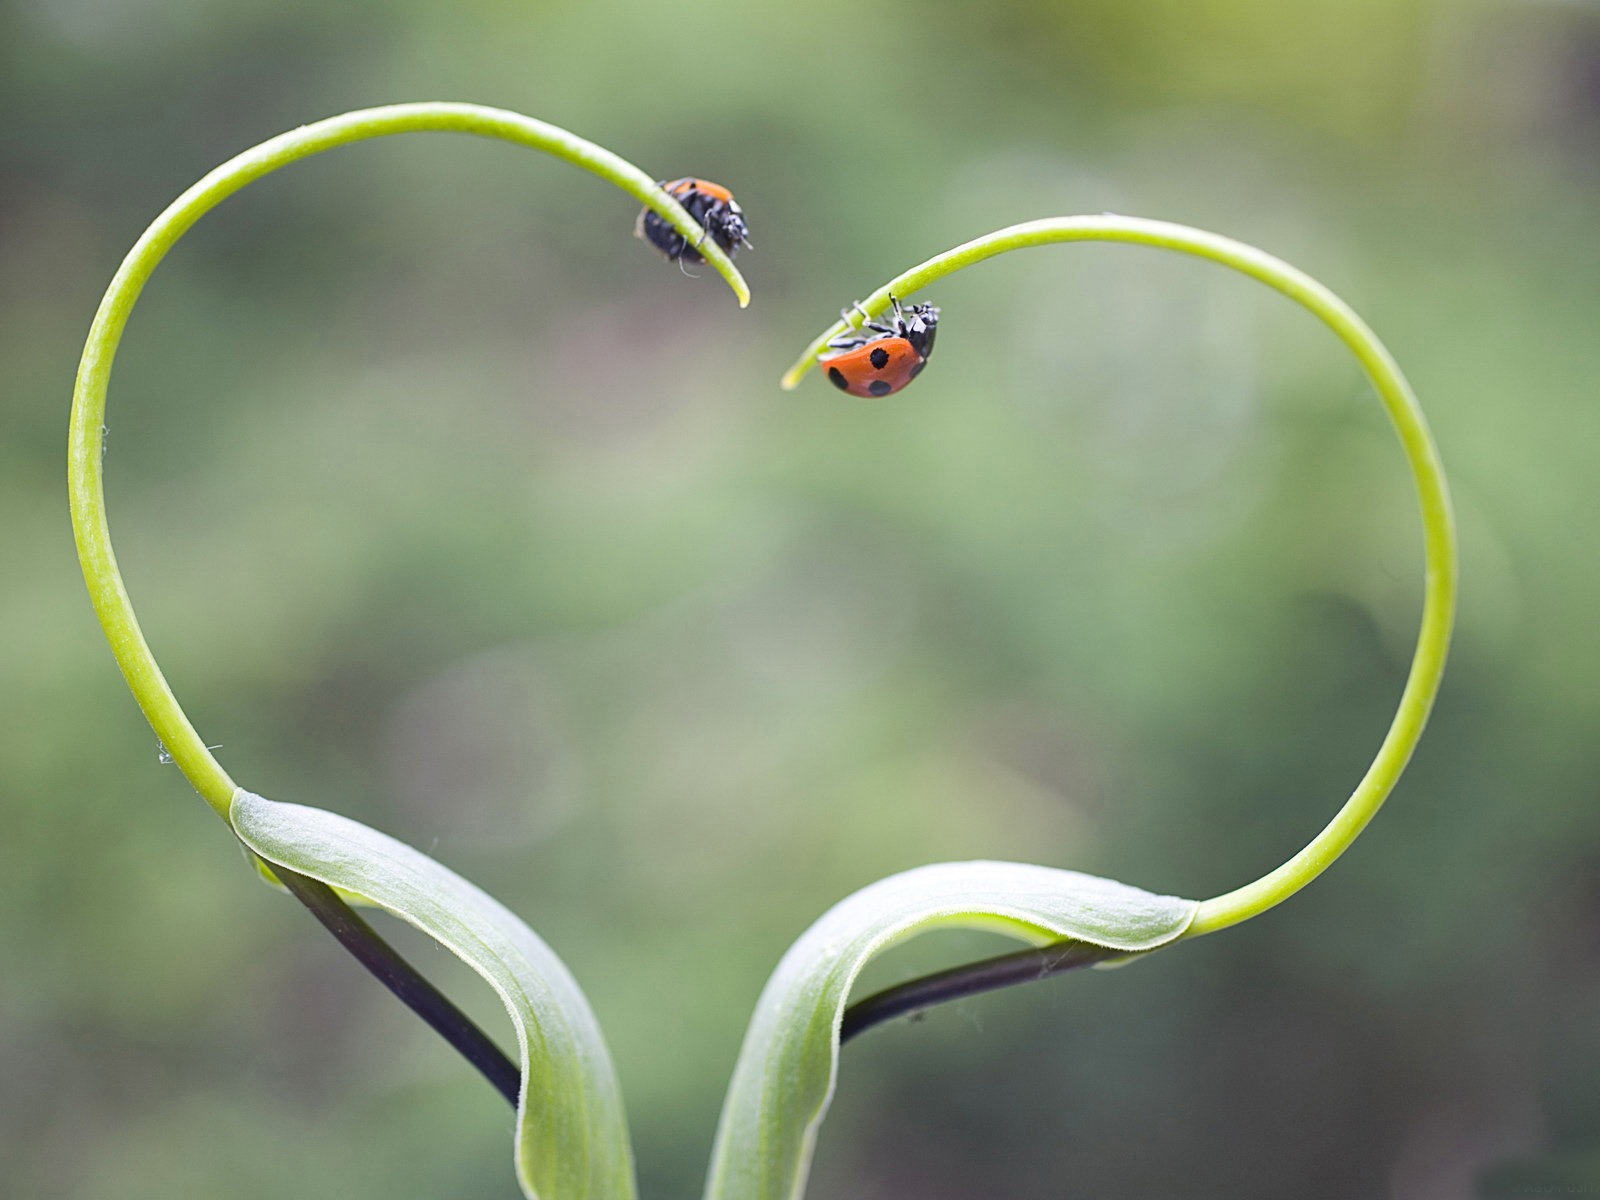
[
  {"xmin": 702, "ymin": 861, "xmax": 1197, "ymax": 1200},
  {"xmin": 230, "ymin": 790, "xmax": 636, "ymax": 1200}
]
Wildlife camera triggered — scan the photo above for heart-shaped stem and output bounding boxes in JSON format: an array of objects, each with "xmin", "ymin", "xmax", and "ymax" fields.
[
  {"xmin": 785, "ymin": 215, "xmax": 1457, "ymax": 941},
  {"xmin": 70, "ymin": 101, "xmax": 747, "ymax": 823},
  {"xmin": 68, "ymin": 101, "xmax": 746, "ymax": 1106}
]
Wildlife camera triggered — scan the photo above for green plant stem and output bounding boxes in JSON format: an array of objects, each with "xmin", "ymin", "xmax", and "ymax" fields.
[
  {"xmin": 67, "ymin": 103, "xmax": 749, "ymax": 1112},
  {"xmin": 68, "ymin": 101, "xmax": 749, "ymax": 822},
  {"xmin": 270, "ymin": 861, "xmax": 521, "ymax": 1107},
  {"xmin": 783, "ymin": 216, "xmax": 1456, "ymax": 938}
]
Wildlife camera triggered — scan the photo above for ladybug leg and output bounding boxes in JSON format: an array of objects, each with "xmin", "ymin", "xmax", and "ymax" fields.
[
  {"xmin": 836, "ymin": 302, "xmax": 866, "ymax": 331},
  {"xmin": 830, "ymin": 306, "xmax": 869, "ymax": 349},
  {"xmin": 681, "ymin": 184, "xmax": 710, "ymax": 251},
  {"xmin": 847, "ymin": 300, "xmax": 895, "ymax": 336},
  {"xmin": 887, "ymin": 293, "xmax": 916, "ymax": 337},
  {"xmin": 666, "ymin": 182, "xmax": 708, "ymax": 252},
  {"xmin": 667, "ymin": 226, "xmax": 700, "ymax": 277}
]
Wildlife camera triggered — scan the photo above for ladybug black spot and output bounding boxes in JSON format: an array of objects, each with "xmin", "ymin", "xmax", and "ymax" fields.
[
  {"xmin": 827, "ymin": 367, "xmax": 850, "ymax": 391},
  {"xmin": 869, "ymin": 346, "xmax": 890, "ymax": 370},
  {"xmin": 868, "ymin": 379, "xmax": 893, "ymax": 397}
]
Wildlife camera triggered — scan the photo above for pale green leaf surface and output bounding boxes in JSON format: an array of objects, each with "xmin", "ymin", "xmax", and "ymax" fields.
[
  {"xmin": 703, "ymin": 861, "xmax": 1197, "ymax": 1200},
  {"xmin": 230, "ymin": 790, "xmax": 636, "ymax": 1200}
]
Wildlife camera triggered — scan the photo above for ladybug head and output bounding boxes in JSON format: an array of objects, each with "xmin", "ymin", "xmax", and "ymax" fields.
[
  {"xmin": 705, "ymin": 201, "xmax": 750, "ymax": 254},
  {"xmin": 894, "ymin": 297, "xmax": 939, "ymax": 360}
]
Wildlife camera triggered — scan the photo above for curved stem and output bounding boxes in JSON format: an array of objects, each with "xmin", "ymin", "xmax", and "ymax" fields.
[
  {"xmin": 68, "ymin": 102, "xmax": 749, "ymax": 820},
  {"xmin": 783, "ymin": 216, "xmax": 1456, "ymax": 937}
]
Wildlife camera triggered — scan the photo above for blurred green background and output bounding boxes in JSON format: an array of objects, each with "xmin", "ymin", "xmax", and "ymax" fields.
[{"xmin": 4, "ymin": 0, "xmax": 1599, "ymax": 1196}]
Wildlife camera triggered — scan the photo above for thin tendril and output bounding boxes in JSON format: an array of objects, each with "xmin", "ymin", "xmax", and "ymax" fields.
[
  {"xmin": 67, "ymin": 101, "xmax": 748, "ymax": 1101},
  {"xmin": 784, "ymin": 215, "xmax": 1456, "ymax": 939},
  {"xmin": 69, "ymin": 101, "xmax": 747, "ymax": 821}
]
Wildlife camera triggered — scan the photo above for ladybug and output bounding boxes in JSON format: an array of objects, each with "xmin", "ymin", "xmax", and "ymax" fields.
[
  {"xmin": 636, "ymin": 177, "xmax": 750, "ymax": 265},
  {"xmin": 819, "ymin": 294, "xmax": 940, "ymax": 397}
]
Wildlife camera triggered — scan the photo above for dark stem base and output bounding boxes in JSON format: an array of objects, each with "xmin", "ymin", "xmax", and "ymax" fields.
[
  {"xmin": 273, "ymin": 858, "xmax": 1124, "ymax": 1100},
  {"xmin": 840, "ymin": 939, "xmax": 1118, "ymax": 1043},
  {"xmin": 268, "ymin": 860, "xmax": 521, "ymax": 1107}
]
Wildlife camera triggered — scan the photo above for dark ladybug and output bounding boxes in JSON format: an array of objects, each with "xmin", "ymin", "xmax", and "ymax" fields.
[
  {"xmin": 819, "ymin": 294, "xmax": 939, "ymax": 397},
  {"xmin": 636, "ymin": 177, "xmax": 750, "ymax": 265}
]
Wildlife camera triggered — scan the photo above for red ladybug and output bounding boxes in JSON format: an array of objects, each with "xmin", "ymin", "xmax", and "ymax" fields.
[
  {"xmin": 636, "ymin": 177, "xmax": 750, "ymax": 264},
  {"xmin": 819, "ymin": 294, "xmax": 940, "ymax": 397}
]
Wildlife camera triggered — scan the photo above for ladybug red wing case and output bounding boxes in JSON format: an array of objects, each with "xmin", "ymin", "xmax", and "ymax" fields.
[{"xmin": 822, "ymin": 338, "xmax": 927, "ymax": 397}]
